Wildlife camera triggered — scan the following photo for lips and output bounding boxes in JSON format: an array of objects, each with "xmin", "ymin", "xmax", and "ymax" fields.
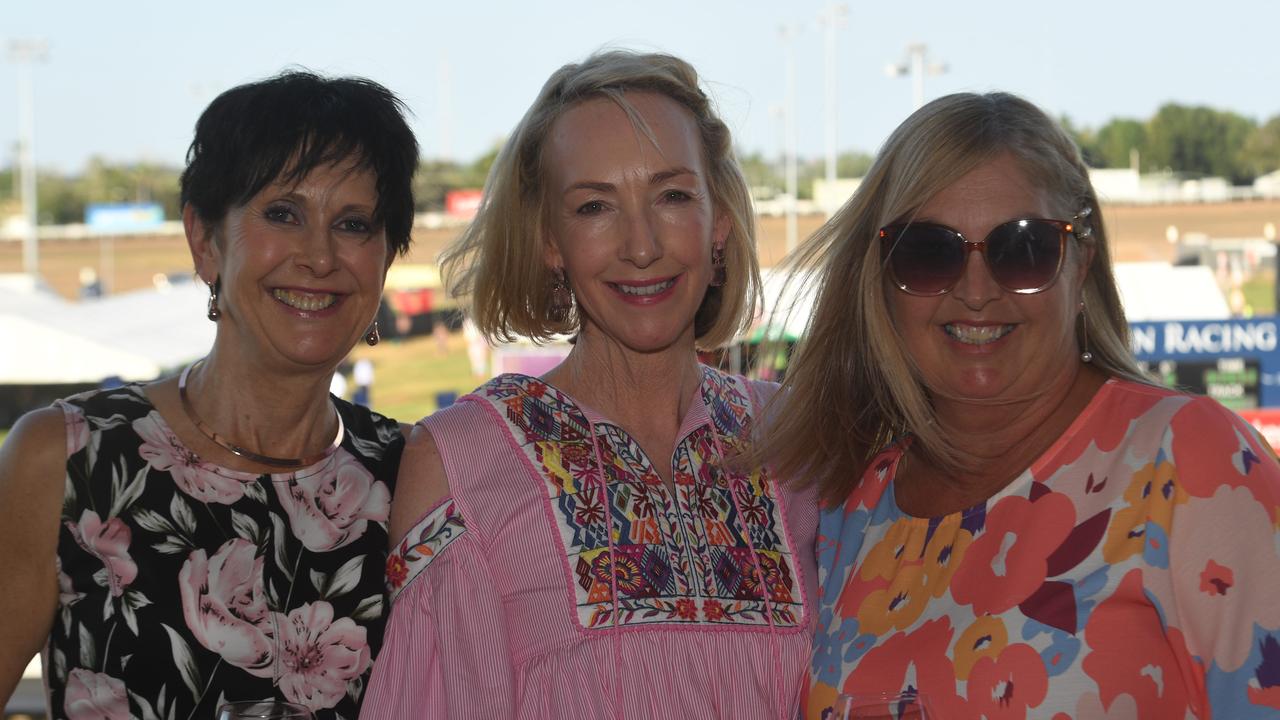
[
  {"xmin": 272, "ymin": 288, "xmax": 338, "ymax": 311},
  {"xmin": 609, "ymin": 277, "xmax": 678, "ymax": 297},
  {"xmin": 944, "ymin": 323, "xmax": 1014, "ymax": 345}
]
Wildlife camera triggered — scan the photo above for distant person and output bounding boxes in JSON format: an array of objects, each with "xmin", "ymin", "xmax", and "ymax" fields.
[
  {"xmin": 352, "ymin": 358, "xmax": 374, "ymax": 407},
  {"xmin": 761, "ymin": 92, "xmax": 1280, "ymax": 717},
  {"xmin": 361, "ymin": 51, "xmax": 818, "ymax": 718},
  {"xmin": 330, "ymin": 369, "xmax": 349, "ymax": 401},
  {"xmin": 0, "ymin": 70, "xmax": 418, "ymax": 718},
  {"xmin": 77, "ymin": 266, "xmax": 102, "ymax": 299}
]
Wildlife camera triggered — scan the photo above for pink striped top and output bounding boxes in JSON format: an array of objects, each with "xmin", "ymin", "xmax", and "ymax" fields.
[{"xmin": 361, "ymin": 367, "xmax": 817, "ymax": 719}]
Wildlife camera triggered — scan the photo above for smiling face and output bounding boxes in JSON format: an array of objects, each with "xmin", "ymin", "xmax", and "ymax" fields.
[
  {"xmin": 887, "ymin": 152, "xmax": 1089, "ymax": 406},
  {"xmin": 542, "ymin": 91, "xmax": 728, "ymax": 356},
  {"xmin": 187, "ymin": 157, "xmax": 389, "ymax": 373}
]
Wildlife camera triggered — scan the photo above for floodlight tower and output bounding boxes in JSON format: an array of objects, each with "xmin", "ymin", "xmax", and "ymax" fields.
[
  {"xmin": 9, "ymin": 38, "xmax": 48, "ymax": 278},
  {"xmin": 779, "ymin": 24, "xmax": 800, "ymax": 253},
  {"xmin": 819, "ymin": 2, "xmax": 848, "ymax": 187},
  {"xmin": 886, "ymin": 42, "xmax": 947, "ymax": 111}
]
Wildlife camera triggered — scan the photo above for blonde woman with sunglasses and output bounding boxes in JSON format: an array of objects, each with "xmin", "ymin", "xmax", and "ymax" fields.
[{"xmin": 765, "ymin": 92, "xmax": 1280, "ymax": 718}]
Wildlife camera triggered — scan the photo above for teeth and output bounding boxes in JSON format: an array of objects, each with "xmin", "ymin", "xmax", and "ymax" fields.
[
  {"xmin": 273, "ymin": 289, "xmax": 337, "ymax": 311},
  {"xmin": 614, "ymin": 279, "xmax": 676, "ymax": 297},
  {"xmin": 945, "ymin": 323, "xmax": 1014, "ymax": 345}
]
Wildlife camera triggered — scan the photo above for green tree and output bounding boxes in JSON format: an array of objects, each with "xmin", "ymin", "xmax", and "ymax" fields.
[
  {"xmin": 1240, "ymin": 115, "xmax": 1280, "ymax": 179},
  {"xmin": 836, "ymin": 150, "xmax": 874, "ymax": 178},
  {"xmin": 1094, "ymin": 119, "xmax": 1147, "ymax": 170},
  {"xmin": 1145, "ymin": 103, "xmax": 1256, "ymax": 182},
  {"xmin": 735, "ymin": 150, "xmax": 783, "ymax": 198}
]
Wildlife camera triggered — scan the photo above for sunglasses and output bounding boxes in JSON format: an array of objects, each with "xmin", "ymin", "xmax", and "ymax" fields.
[{"xmin": 880, "ymin": 212, "xmax": 1089, "ymax": 296}]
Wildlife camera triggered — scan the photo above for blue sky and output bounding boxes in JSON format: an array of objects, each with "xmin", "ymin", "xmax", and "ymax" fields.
[{"xmin": 3, "ymin": 0, "xmax": 1277, "ymax": 172}]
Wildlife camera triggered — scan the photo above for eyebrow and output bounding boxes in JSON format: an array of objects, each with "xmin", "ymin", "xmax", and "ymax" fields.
[{"xmin": 564, "ymin": 166, "xmax": 699, "ymax": 194}]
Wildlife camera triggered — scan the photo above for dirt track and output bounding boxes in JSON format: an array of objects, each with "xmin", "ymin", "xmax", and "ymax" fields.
[{"xmin": 4, "ymin": 200, "xmax": 1279, "ymax": 300}]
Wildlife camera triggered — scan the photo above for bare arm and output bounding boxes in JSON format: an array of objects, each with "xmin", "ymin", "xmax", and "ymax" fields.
[
  {"xmin": 388, "ymin": 422, "xmax": 452, "ymax": 550},
  {"xmin": 0, "ymin": 408, "xmax": 69, "ymax": 704}
]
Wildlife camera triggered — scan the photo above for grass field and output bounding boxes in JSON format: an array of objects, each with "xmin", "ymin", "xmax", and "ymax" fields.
[{"xmin": 346, "ymin": 331, "xmax": 481, "ymax": 424}]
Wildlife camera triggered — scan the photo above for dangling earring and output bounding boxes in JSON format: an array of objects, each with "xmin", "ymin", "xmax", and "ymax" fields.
[
  {"xmin": 206, "ymin": 278, "xmax": 221, "ymax": 321},
  {"xmin": 710, "ymin": 244, "xmax": 727, "ymax": 288},
  {"xmin": 1079, "ymin": 300, "xmax": 1093, "ymax": 363},
  {"xmin": 364, "ymin": 321, "xmax": 380, "ymax": 346},
  {"xmin": 549, "ymin": 267, "xmax": 573, "ymax": 323}
]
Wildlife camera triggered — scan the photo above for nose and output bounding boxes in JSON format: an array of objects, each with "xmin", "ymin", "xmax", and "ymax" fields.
[
  {"xmin": 950, "ymin": 244, "xmax": 1001, "ymax": 309},
  {"xmin": 619, "ymin": 207, "xmax": 662, "ymax": 268},
  {"xmin": 296, "ymin": 225, "xmax": 337, "ymax": 276}
]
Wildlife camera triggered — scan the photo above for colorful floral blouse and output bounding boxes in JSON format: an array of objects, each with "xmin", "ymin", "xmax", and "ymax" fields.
[
  {"xmin": 46, "ymin": 386, "xmax": 403, "ymax": 720},
  {"xmin": 806, "ymin": 379, "xmax": 1280, "ymax": 719},
  {"xmin": 361, "ymin": 368, "xmax": 818, "ymax": 719}
]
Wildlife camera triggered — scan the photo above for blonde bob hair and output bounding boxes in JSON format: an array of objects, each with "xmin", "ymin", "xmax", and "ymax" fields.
[
  {"xmin": 767, "ymin": 91, "xmax": 1151, "ymax": 503},
  {"xmin": 440, "ymin": 49, "xmax": 760, "ymax": 350}
]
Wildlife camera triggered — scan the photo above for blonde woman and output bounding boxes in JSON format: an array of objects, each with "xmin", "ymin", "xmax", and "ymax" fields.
[
  {"xmin": 768, "ymin": 92, "xmax": 1280, "ymax": 717},
  {"xmin": 362, "ymin": 51, "xmax": 817, "ymax": 719}
]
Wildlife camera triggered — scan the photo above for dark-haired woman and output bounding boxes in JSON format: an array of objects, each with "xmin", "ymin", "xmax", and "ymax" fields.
[{"xmin": 0, "ymin": 70, "xmax": 418, "ymax": 718}]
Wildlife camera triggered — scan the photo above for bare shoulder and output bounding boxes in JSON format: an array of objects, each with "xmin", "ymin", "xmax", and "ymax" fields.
[
  {"xmin": 1, "ymin": 406, "xmax": 70, "ymax": 500},
  {"xmin": 0, "ymin": 407, "xmax": 70, "ymax": 697},
  {"xmin": 388, "ymin": 422, "xmax": 453, "ymax": 548},
  {"xmin": 0, "ymin": 406, "xmax": 70, "ymax": 546}
]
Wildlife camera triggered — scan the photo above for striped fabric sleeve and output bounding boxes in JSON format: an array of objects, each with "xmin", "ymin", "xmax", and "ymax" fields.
[{"xmin": 361, "ymin": 504, "xmax": 517, "ymax": 719}]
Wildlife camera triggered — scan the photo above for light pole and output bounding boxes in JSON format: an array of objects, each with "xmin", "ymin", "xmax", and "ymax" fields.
[
  {"xmin": 779, "ymin": 25, "xmax": 799, "ymax": 254},
  {"xmin": 9, "ymin": 38, "xmax": 48, "ymax": 279},
  {"xmin": 886, "ymin": 42, "xmax": 947, "ymax": 111},
  {"xmin": 818, "ymin": 3, "xmax": 847, "ymax": 188}
]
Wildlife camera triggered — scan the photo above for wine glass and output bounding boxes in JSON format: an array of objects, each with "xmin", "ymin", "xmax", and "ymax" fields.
[
  {"xmin": 215, "ymin": 701, "xmax": 315, "ymax": 720},
  {"xmin": 833, "ymin": 691, "xmax": 933, "ymax": 719}
]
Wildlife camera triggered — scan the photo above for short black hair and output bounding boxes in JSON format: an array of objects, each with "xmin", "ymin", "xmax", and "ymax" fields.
[{"xmin": 180, "ymin": 70, "xmax": 419, "ymax": 256}]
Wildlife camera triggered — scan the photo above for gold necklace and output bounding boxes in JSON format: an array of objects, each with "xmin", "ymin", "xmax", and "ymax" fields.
[{"xmin": 178, "ymin": 360, "xmax": 344, "ymax": 469}]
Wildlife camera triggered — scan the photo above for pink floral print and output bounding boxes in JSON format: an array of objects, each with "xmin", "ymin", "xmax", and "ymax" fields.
[
  {"xmin": 134, "ymin": 411, "xmax": 255, "ymax": 504},
  {"xmin": 52, "ymin": 386, "xmax": 400, "ymax": 718},
  {"xmin": 179, "ymin": 538, "xmax": 274, "ymax": 677},
  {"xmin": 274, "ymin": 449, "xmax": 390, "ymax": 552},
  {"xmin": 63, "ymin": 403, "xmax": 90, "ymax": 455},
  {"xmin": 65, "ymin": 509, "xmax": 137, "ymax": 597},
  {"xmin": 275, "ymin": 601, "xmax": 371, "ymax": 710},
  {"xmin": 63, "ymin": 668, "xmax": 129, "ymax": 720}
]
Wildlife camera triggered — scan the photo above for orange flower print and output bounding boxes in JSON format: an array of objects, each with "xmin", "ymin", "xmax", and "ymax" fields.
[
  {"xmin": 922, "ymin": 513, "xmax": 973, "ymax": 598},
  {"xmin": 858, "ymin": 518, "xmax": 925, "ymax": 582},
  {"xmin": 856, "ymin": 562, "xmax": 931, "ymax": 636},
  {"xmin": 1102, "ymin": 458, "xmax": 1185, "ymax": 565},
  {"xmin": 966, "ymin": 642, "xmax": 1049, "ymax": 719},
  {"xmin": 386, "ymin": 554, "xmax": 408, "ymax": 589},
  {"xmin": 953, "ymin": 616, "xmax": 1009, "ymax": 681},
  {"xmin": 951, "ymin": 492, "xmax": 1075, "ymax": 616},
  {"xmin": 1082, "ymin": 568, "xmax": 1197, "ymax": 718}
]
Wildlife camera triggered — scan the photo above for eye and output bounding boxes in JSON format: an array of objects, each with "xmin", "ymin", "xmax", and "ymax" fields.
[
  {"xmin": 576, "ymin": 200, "xmax": 606, "ymax": 216},
  {"xmin": 662, "ymin": 189, "xmax": 693, "ymax": 203},
  {"xmin": 264, "ymin": 204, "xmax": 297, "ymax": 223},
  {"xmin": 336, "ymin": 216, "xmax": 374, "ymax": 234}
]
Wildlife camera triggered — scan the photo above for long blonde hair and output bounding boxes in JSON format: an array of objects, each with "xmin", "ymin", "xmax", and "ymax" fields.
[
  {"xmin": 441, "ymin": 49, "xmax": 759, "ymax": 350},
  {"xmin": 766, "ymin": 92, "xmax": 1149, "ymax": 503}
]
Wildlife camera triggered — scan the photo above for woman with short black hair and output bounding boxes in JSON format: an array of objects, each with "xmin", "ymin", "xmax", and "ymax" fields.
[{"xmin": 0, "ymin": 69, "xmax": 418, "ymax": 718}]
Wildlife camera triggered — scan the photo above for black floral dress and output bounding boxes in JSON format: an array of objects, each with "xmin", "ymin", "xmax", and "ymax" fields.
[{"xmin": 45, "ymin": 386, "xmax": 403, "ymax": 720}]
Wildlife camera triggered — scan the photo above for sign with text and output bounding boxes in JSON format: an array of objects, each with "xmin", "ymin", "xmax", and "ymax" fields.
[
  {"xmin": 85, "ymin": 203, "xmax": 164, "ymax": 233},
  {"xmin": 1130, "ymin": 318, "xmax": 1280, "ymax": 408}
]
